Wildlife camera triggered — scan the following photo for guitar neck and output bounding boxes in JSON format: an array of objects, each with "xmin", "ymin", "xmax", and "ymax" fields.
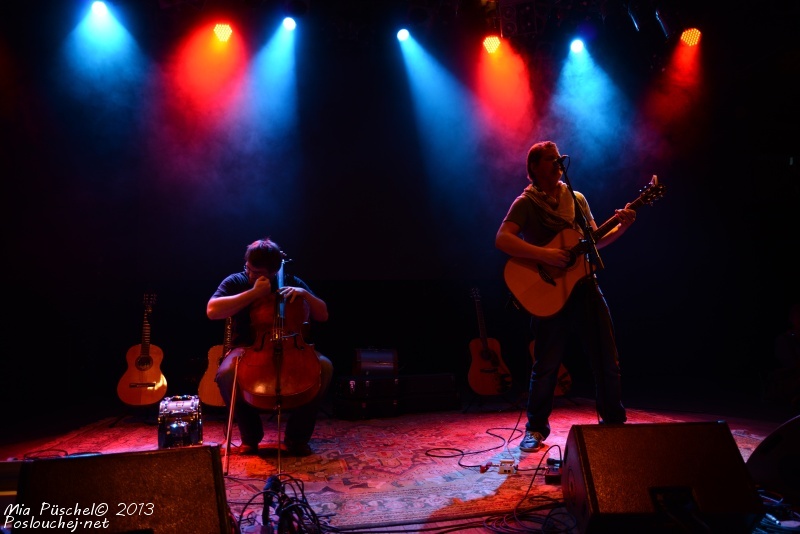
[
  {"xmin": 592, "ymin": 178, "xmax": 663, "ymax": 241},
  {"xmin": 472, "ymin": 292, "xmax": 490, "ymax": 350},
  {"xmin": 141, "ymin": 318, "xmax": 151, "ymax": 354},
  {"xmin": 140, "ymin": 293, "xmax": 156, "ymax": 355},
  {"xmin": 594, "ymin": 204, "xmax": 641, "ymax": 240}
]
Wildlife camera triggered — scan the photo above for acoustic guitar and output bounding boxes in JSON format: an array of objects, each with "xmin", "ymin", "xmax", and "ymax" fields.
[
  {"xmin": 117, "ymin": 292, "xmax": 168, "ymax": 406},
  {"xmin": 504, "ymin": 176, "xmax": 666, "ymax": 318},
  {"xmin": 468, "ymin": 287, "xmax": 512, "ymax": 396},
  {"xmin": 197, "ymin": 317, "xmax": 232, "ymax": 407}
]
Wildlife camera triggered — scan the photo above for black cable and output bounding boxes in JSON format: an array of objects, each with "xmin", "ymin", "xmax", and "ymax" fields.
[
  {"xmin": 231, "ymin": 472, "xmax": 322, "ymax": 534},
  {"xmin": 753, "ymin": 488, "xmax": 800, "ymax": 533}
]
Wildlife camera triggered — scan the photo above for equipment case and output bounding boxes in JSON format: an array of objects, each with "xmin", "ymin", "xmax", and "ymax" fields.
[{"xmin": 332, "ymin": 376, "xmax": 399, "ymax": 420}]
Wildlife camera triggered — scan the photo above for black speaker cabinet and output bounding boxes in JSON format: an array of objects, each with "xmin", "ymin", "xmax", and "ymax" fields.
[
  {"xmin": 746, "ymin": 415, "xmax": 800, "ymax": 504},
  {"xmin": 11, "ymin": 445, "xmax": 233, "ymax": 534},
  {"xmin": 563, "ymin": 422, "xmax": 764, "ymax": 533}
]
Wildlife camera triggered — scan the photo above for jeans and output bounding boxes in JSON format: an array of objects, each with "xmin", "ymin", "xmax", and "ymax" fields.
[{"xmin": 525, "ymin": 277, "xmax": 626, "ymax": 439}]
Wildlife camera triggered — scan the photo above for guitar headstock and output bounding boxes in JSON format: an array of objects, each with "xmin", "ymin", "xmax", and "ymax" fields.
[
  {"xmin": 143, "ymin": 292, "xmax": 157, "ymax": 314},
  {"xmin": 640, "ymin": 175, "xmax": 666, "ymax": 206}
]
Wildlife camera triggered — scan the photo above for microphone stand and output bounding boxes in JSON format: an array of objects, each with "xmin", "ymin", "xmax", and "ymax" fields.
[{"xmin": 559, "ymin": 160, "xmax": 604, "ymax": 272}]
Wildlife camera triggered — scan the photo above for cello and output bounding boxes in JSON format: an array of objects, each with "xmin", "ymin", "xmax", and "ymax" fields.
[{"xmin": 232, "ymin": 259, "xmax": 322, "ymax": 411}]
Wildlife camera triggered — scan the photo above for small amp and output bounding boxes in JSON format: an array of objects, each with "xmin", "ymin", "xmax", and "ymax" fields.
[{"xmin": 157, "ymin": 395, "xmax": 203, "ymax": 449}]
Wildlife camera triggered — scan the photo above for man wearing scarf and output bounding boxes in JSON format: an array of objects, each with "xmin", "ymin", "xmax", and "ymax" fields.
[{"xmin": 496, "ymin": 140, "xmax": 637, "ymax": 452}]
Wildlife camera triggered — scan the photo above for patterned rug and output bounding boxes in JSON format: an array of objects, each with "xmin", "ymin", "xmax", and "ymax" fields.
[{"xmin": 3, "ymin": 398, "xmax": 765, "ymax": 531}]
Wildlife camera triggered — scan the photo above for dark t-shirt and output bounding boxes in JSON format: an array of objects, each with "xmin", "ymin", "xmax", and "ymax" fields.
[{"xmin": 211, "ymin": 271, "xmax": 314, "ymax": 347}]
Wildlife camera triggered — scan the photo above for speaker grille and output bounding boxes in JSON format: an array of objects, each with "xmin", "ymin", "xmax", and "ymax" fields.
[
  {"xmin": 13, "ymin": 446, "xmax": 232, "ymax": 534},
  {"xmin": 563, "ymin": 422, "xmax": 764, "ymax": 533}
]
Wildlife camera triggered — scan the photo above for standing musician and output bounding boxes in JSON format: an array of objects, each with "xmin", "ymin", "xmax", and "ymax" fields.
[
  {"xmin": 207, "ymin": 237, "xmax": 333, "ymax": 456},
  {"xmin": 495, "ymin": 140, "xmax": 636, "ymax": 453}
]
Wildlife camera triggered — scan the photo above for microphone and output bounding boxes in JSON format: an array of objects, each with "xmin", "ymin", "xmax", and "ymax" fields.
[{"xmin": 555, "ymin": 155, "xmax": 568, "ymax": 169}]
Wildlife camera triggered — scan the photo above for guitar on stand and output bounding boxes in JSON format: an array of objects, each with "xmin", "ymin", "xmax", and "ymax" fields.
[
  {"xmin": 504, "ymin": 176, "xmax": 666, "ymax": 318},
  {"xmin": 198, "ymin": 317, "xmax": 232, "ymax": 407},
  {"xmin": 467, "ymin": 287, "xmax": 512, "ymax": 396},
  {"xmin": 117, "ymin": 292, "xmax": 168, "ymax": 406}
]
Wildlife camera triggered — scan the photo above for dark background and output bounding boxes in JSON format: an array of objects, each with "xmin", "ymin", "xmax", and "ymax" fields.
[{"xmin": 2, "ymin": 0, "xmax": 798, "ymax": 424}]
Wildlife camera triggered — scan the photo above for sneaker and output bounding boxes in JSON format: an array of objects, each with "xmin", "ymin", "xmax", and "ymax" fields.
[{"xmin": 519, "ymin": 431, "xmax": 545, "ymax": 452}]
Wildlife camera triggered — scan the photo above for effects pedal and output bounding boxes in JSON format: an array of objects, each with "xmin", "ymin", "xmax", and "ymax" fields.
[
  {"xmin": 544, "ymin": 465, "xmax": 561, "ymax": 484},
  {"xmin": 499, "ymin": 459, "xmax": 515, "ymax": 475}
]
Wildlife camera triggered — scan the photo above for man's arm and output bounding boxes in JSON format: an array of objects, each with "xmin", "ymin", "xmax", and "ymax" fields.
[
  {"xmin": 595, "ymin": 204, "xmax": 636, "ymax": 249},
  {"xmin": 280, "ymin": 286, "xmax": 329, "ymax": 322},
  {"xmin": 496, "ymin": 220, "xmax": 572, "ymax": 269},
  {"xmin": 207, "ymin": 277, "xmax": 272, "ymax": 320}
]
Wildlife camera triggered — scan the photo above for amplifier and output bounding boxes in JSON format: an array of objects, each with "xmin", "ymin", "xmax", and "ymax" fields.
[
  {"xmin": 353, "ymin": 348, "xmax": 398, "ymax": 376},
  {"xmin": 158, "ymin": 395, "xmax": 203, "ymax": 449}
]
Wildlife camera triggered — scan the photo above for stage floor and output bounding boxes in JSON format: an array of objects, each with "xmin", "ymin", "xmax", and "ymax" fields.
[{"xmin": 1, "ymin": 390, "xmax": 796, "ymax": 534}]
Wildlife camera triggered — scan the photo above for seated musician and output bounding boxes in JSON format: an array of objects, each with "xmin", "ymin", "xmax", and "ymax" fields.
[{"xmin": 207, "ymin": 237, "xmax": 333, "ymax": 456}]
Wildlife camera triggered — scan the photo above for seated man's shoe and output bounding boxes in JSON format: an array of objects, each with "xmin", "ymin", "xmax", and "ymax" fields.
[
  {"xmin": 238, "ymin": 443, "xmax": 259, "ymax": 455},
  {"xmin": 519, "ymin": 431, "xmax": 545, "ymax": 453},
  {"xmin": 284, "ymin": 439, "xmax": 314, "ymax": 457}
]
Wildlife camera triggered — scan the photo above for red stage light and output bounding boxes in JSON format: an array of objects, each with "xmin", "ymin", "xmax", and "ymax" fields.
[
  {"xmin": 680, "ymin": 28, "xmax": 701, "ymax": 46},
  {"xmin": 214, "ymin": 23, "xmax": 233, "ymax": 42},
  {"xmin": 483, "ymin": 35, "xmax": 501, "ymax": 54}
]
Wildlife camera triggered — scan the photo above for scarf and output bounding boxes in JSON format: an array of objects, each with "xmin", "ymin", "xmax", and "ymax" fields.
[{"xmin": 521, "ymin": 182, "xmax": 575, "ymax": 234}]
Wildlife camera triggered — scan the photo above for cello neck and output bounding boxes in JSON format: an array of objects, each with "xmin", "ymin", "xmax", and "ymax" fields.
[{"xmin": 273, "ymin": 260, "xmax": 286, "ymax": 339}]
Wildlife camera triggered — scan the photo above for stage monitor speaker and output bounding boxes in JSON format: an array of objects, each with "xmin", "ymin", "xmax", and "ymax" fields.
[
  {"xmin": 746, "ymin": 414, "xmax": 800, "ymax": 505},
  {"xmin": 11, "ymin": 445, "xmax": 234, "ymax": 534},
  {"xmin": 563, "ymin": 422, "xmax": 764, "ymax": 534}
]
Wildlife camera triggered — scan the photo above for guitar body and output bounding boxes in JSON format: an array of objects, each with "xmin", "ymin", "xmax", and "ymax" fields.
[
  {"xmin": 504, "ymin": 176, "xmax": 666, "ymax": 318},
  {"xmin": 468, "ymin": 337, "xmax": 512, "ymax": 396},
  {"xmin": 468, "ymin": 287, "xmax": 513, "ymax": 396},
  {"xmin": 504, "ymin": 228, "xmax": 590, "ymax": 319},
  {"xmin": 197, "ymin": 344, "xmax": 226, "ymax": 407},
  {"xmin": 198, "ymin": 317, "xmax": 232, "ymax": 407},
  {"xmin": 117, "ymin": 343, "xmax": 168, "ymax": 406}
]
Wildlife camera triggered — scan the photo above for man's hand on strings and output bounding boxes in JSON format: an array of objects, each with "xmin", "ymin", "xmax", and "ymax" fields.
[{"xmin": 615, "ymin": 204, "xmax": 637, "ymax": 228}]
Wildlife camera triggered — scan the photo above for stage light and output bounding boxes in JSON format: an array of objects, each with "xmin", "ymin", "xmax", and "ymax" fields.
[
  {"xmin": 283, "ymin": 17, "xmax": 297, "ymax": 31},
  {"xmin": 91, "ymin": 1, "xmax": 108, "ymax": 15},
  {"xmin": 627, "ymin": 1, "xmax": 644, "ymax": 32},
  {"xmin": 397, "ymin": 28, "xmax": 410, "ymax": 41},
  {"xmin": 654, "ymin": 7, "xmax": 674, "ymax": 39},
  {"xmin": 570, "ymin": 38, "xmax": 584, "ymax": 53},
  {"xmin": 214, "ymin": 23, "xmax": 232, "ymax": 42},
  {"xmin": 483, "ymin": 35, "xmax": 501, "ymax": 53},
  {"xmin": 680, "ymin": 28, "xmax": 701, "ymax": 46}
]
